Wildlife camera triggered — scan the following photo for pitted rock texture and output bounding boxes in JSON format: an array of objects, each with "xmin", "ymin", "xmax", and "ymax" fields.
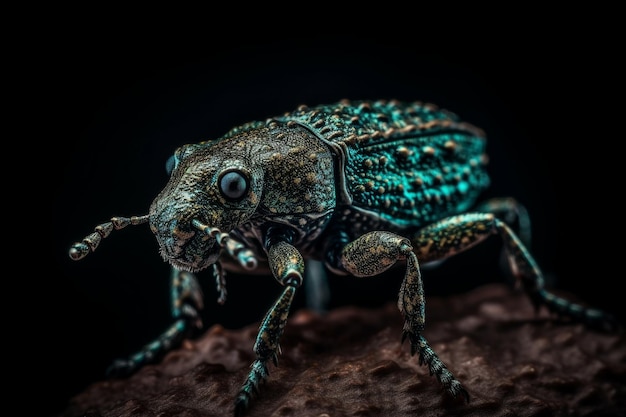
[{"xmin": 60, "ymin": 284, "xmax": 626, "ymax": 417}]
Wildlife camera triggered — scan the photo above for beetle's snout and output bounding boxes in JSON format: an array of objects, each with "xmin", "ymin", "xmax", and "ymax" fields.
[
  {"xmin": 149, "ymin": 212, "xmax": 220, "ymax": 273},
  {"xmin": 149, "ymin": 217, "xmax": 192, "ymax": 257}
]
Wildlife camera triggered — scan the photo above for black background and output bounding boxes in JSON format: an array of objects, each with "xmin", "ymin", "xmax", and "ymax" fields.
[{"xmin": 30, "ymin": 15, "xmax": 622, "ymax": 417}]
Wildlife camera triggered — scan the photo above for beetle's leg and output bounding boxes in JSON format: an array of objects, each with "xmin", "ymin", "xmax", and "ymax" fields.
[
  {"xmin": 106, "ymin": 266, "xmax": 204, "ymax": 377},
  {"xmin": 427, "ymin": 197, "xmax": 533, "ymax": 273},
  {"xmin": 413, "ymin": 212, "xmax": 619, "ymax": 332},
  {"xmin": 475, "ymin": 197, "xmax": 533, "ymax": 285},
  {"xmin": 305, "ymin": 259, "xmax": 330, "ymax": 313},
  {"xmin": 234, "ymin": 233, "xmax": 304, "ymax": 417},
  {"xmin": 339, "ymin": 231, "xmax": 469, "ymax": 402},
  {"xmin": 475, "ymin": 197, "xmax": 531, "ymax": 246}
]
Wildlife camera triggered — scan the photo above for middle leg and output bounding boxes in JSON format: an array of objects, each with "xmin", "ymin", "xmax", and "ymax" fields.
[{"xmin": 338, "ymin": 230, "xmax": 469, "ymax": 401}]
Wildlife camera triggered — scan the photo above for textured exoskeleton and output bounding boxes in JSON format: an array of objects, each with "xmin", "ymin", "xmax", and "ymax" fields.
[{"xmin": 69, "ymin": 99, "xmax": 618, "ymax": 416}]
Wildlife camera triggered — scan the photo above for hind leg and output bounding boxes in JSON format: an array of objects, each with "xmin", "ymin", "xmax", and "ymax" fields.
[
  {"xmin": 411, "ymin": 212, "xmax": 619, "ymax": 331},
  {"xmin": 475, "ymin": 197, "xmax": 532, "ymax": 245}
]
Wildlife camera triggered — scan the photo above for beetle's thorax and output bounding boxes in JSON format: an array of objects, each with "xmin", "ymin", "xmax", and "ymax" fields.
[{"xmin": 254, "ymin": 124, "xmax": 336, "ymax": 217}]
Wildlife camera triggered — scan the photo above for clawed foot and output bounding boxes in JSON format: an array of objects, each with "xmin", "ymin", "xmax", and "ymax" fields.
[
  {"xmin": 233, "ymin": 359, "xmax": 270, "ymax": 416},
  {"xmin": 578, "ymin": 309, "xmax": 622, "ymax": 333},
  {"xmin": 234, "ymin": 392, "xmax": 252, "ymax": 417},
  {"xmin": 402, "ymin": 329, "xmax": 470, "ymax": 403},
  {"xmin": 105, "ymin": 358, "xmax": 138, "ymax": 378}
]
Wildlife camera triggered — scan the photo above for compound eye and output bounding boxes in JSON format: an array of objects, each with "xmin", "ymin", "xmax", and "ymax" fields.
[
  {"xmin": 218, "ymin": 169, "xmax": 249, "ymax": 201},
  {"xmin": 165, "ymin": 154, "xmax": 177, "ymax": 175}
]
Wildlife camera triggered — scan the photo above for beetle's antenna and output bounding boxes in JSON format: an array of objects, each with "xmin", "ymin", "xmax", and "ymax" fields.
[
  {"xmin": 192, "ymin": 219, "xmax": 258, "ymax": 270},
  {"xmin": 69, "ymin": 215, "xmax": 150, "ymax": 261}
]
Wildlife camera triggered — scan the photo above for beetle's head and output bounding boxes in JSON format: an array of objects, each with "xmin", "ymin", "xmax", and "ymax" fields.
[{"xmin": 149, "ymin": 141, "xmax": 263, "ymax": 273}]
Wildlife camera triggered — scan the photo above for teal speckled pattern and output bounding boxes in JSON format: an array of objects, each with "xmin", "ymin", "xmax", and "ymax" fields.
[{"xmin": 276, "ymin": 99, "xmax": 490, "ymax": 227}]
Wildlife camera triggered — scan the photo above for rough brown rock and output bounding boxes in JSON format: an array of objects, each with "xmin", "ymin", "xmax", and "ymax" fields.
[{"xmin": 59, "ymin": 284, "xmax": 626, "ymax": 417}]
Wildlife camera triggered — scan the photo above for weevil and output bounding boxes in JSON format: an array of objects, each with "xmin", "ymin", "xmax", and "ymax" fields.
[{"xmin": 69, "ymin": 99, "xmax": 619, "ymax": 416}]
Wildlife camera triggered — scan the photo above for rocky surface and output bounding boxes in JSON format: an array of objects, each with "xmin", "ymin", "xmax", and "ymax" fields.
[{"xmin": 59, "ymin": 284, "xmax": 626, "ymax": 417}]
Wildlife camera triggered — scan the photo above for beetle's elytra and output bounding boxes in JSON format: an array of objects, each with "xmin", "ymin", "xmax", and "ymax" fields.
[{"xmin": 69, "ymin": 99, "xmax": 619, "ymax": 416}]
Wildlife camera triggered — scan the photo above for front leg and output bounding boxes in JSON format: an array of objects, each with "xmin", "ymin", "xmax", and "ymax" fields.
[
  {"xmin": 106, "ymin": 266, "xmax": 204, "ymax": 377},
  {"xmin": 234, "ymin": 232, "xmax": 304, "ymax": 416},
  {"xmin": 339, "ymin": 231, "xmax": 469, "ymax": 402}
]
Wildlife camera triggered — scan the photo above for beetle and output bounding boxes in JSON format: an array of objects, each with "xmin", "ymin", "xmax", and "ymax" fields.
[{"xmin": 69, "ymin": 99, "xmax": 618, "ymax": 416}]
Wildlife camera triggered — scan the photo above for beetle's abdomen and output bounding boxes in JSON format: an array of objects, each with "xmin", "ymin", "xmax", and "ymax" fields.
[
  {"xmin": 345, "ymin": 132, "xmax": 489, "ymax": 227},
  {"xmin": 277, "ymin": 99, "xmax": 490, "ymax": 229}
]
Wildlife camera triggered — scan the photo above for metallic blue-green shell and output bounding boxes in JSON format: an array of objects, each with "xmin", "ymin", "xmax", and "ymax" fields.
[{"xmin": 269, "ymin": 99, "xmax": 491, "ymax": 229}]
